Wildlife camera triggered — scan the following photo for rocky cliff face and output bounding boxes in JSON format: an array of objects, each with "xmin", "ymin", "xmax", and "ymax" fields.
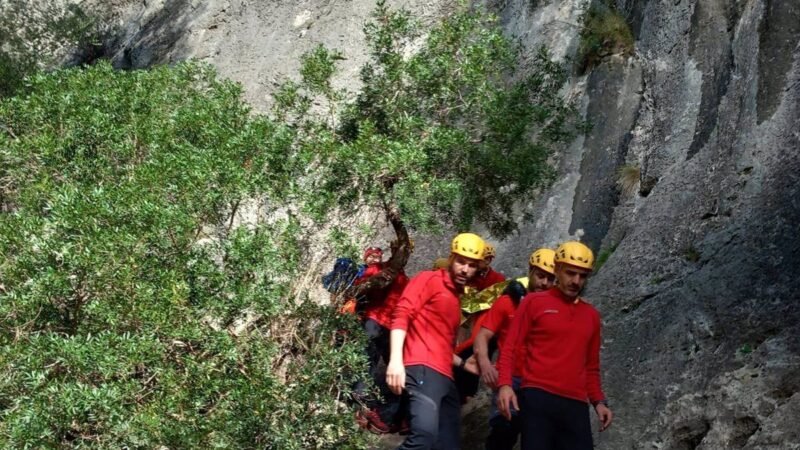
[
  {"xmin": 491, "ymin": 0, "xmax": 800, "ymax": 449},
  {"xmin": 97, "ymin": 0, "xmax": 799, "ymax": 448}
]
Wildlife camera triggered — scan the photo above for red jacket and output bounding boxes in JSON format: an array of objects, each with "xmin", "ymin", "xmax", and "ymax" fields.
[
  {"xmin": 469, "ymin": 267, "xmax": 506, "ymax": 291},
  {"xmin": 497, "ymin": 288, "xmax": 606, "ymax": 404},
  {"xmin": 454, "ymin": 310, "xmax": 490, "ymax": 355},
  {"xmin": 358, "ymin": 263, "xmax": 383, "ymax": 281},
  {"xmin": 391, "ymin": 269, "xmax": 462, "ymax": 379},
  {"xmin": 479, "ymin": 294, "xmax": 520, "ymax": 375},
  {"xmin": 363, "ymin": 267, "xmax": 409, "ymax": 328}
]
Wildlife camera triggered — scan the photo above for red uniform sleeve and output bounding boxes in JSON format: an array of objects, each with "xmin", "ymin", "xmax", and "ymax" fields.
[
  {"xmin": 354, "ymin": 264, "xmax": 382, "ymax": 285},
  {"xmin": 391, "ymin": 271, "xmax": 434, "ymax": 331},
  {"xmin": 455, "ymin": 311, "xmax": 490, "ymax": 354},
  {"xmin": 481, "ymin": 295, "xmax": 513, "ymax": 334},
  {"xmin": 488, "ymin": 269, "xmax": 506, "ymax": 285},
  {"xmin": 395, "ymin": 271, "xmax": 409, "ymax": 288},
  {"xmin": 497, "ymin": 295, "xmax": 533, "ymax": 387},
  {"xmin": 585, "ymin": 311, "xmax": 606, "ymax": 403}
]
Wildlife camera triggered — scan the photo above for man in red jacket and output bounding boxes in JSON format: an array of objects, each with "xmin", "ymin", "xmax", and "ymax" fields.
[
  {"xmin": 470, "ymin": 244, "xmax": 506, "ymax": 291},
  {"xmin": 473, "ymin": 248, "xmax": 556, "ymax": 450},
  {"xmin": 354, "ymin": 246, "xmax": 410, "ymax": 433},
  {"xmin": 496, "ymin": 241, "xmax": 613, "ymax": 450},
  {"xmin": 386, "ymin": 233, "xmax": 486, "ymax": 449}
]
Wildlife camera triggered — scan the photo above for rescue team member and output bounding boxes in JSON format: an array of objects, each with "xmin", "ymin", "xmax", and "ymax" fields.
[
  {"xmin": 473, "ymin": 248, "xmax": 556, "ymax": 450},
  {"xmin": 470, "ymin": 244, "xmax": 506, "ymax": 291},
  {"xmin": 453, "ymin": 242, "xmax": 509, "ymax": 403},
  {"xmin": 386, "ymin": 233, "xmax": 486, "ymax": 449},
  {"xmin": 496, "ymin": 241, "xmax": 613, "ymax": 450},
  {"xmin": 356, "ymin": 247, "xmax": 410, "ymax": 433}
]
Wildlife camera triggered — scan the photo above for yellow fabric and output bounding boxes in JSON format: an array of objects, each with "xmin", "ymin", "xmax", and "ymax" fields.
[
  {"xmin": 460, "ymin": 281, "xmax": 509, "ymax": 314},
  {"xmin": 459, "ymin": 276, "xmax": 531, "ymax": 321},
  {"xmin": 432, "ymin": 257, "xmax": 450, "ymax": 270}
]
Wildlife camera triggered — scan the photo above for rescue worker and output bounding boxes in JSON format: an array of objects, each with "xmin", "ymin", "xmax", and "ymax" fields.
[
  {"xmin": 473, "ymin": 248, "xmax": 556, "ymax": 450},
  {"xmin": 470, "ymin": 244, "xmax": 506, "ymax": 291},
  {"xmin": 454, "ymin": 242, "xmax": 511, "ymax": 402},
  {"xmin": 355, "ymin": 246, "xmax": 410, "ymax": 433},
  {"xmin": 386, "ymin": 233, "xmax": 486, "ymax": 449},
  {"xmin": 496, "ymin": 241, "xmax": 613, "ymax": 450}
]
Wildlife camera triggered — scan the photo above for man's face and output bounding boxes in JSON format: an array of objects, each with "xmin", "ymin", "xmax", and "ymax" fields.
[
  {"xmin": 479, "ymin": 255, "xmax": 493, "ymax": 271},
  {"xmin": 449, "ymin": 254, "xmax": 482, "ymax": 286},
  {"xmin": 554, "ymin": 263, "xmax": 591, "ymax": 298},
  {"xmin": 528, "ymin": 266, "xmax": 556, "ymax": 292},
  {"xmin": 365, "ymin": 253, "xmax": 382, "ymax": 265}
]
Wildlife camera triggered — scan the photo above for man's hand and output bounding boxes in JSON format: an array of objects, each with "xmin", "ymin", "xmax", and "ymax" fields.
[
  {"xmin": 463, "ymin": 354, "xmax": 480, "ymax": 375},
  {"xmin": 595, "ymin": 403, "xmax": 613, "ymax": 431},
  {"xmin": 497, "ymin": 385, "xmax": 518, "ymax": 420},
  {"xmin": 386, "ymin": 360, "xmax": 406, "ymax": 395},
  {"xmin": 478, "ymin": 359, "xmax": 498, "ymax": 388}
]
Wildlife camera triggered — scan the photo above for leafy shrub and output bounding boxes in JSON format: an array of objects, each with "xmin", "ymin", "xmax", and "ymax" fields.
[
  {"xmin": 578, "ymin": 4, "xmax": 634, "ymax": 72},
  {"xmin": 0, "ymin": 62, "xmax": 369, "ymax": 448},
  {"xmin": 0, "ymin": 2, "xmax": 582, "ymax": 447}
]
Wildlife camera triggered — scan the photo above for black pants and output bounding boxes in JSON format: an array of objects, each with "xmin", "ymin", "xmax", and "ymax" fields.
[
  {"xmin": 519, "ymin": 388, "xmax": 593, "ymax": 450},
  {"xmin": 364, "ymin": 319, "xmax": 391, "ymax": 384},
  {"xmin": 398, "ymin": 365, "xmax": 461, "ymax": 450},
  {"xmin": 453, "ymin": 348, "xmax": 480, "ymax": 401},
  {"xmin": 454, "ymin": 339, "xmax": 497, "ymax": 401},
  {"xmin": 363, "ymin": 319, "xmax": 403, "ymax": 424},
  {"xmin": 485, "ymin": 376, "xmax": 522, "ymax": 450}
]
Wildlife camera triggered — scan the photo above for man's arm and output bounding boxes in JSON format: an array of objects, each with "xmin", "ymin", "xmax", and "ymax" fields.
[
  {"xmin": 386, "ymin": 329, "xmax": 407, "ymax": 395},
  {"xmin": 586, "ymin": 311, "xmax": 613, "ymax": 431},
  {"xmin": 473, "ymin": 327, "xmax": 497, "ymax": 387},
  {"xmin": 386, "ymin": 272, "xmax": 432, "ymax": 395},
  {"xmin": 474, "ymin": 294, "xmax": 515, "ymax": 387},
  {"xmin": 495, "ymin": 299, "xmax": 532, "ymax": 419}
]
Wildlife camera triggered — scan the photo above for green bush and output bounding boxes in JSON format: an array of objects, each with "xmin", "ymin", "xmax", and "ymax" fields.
[
  {"xmin": 0, "ymin": 62, "xmax": 369, "ymax": 448},
  {"xmin": 0, "ymin": 3, "xmax": 581, "ymax": 447},
  {"xmin": 578, "ymin": 4, "xmax": 634, "ymax": 72},
  {"xmin": 282, "ymin": 2, "xmax": 582, "ymax": 239}
]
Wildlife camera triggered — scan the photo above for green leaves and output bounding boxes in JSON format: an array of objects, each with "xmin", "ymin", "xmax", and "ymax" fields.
[
  {"xmin": 0, "ymin": 62, "xmax": 367, "ymax": 448},
  {"xmin": 0, "ymin": 3, "xmax": 582, "ymax": 447},
  {"xmin": 283, "ymin": 5, "xmax": 580, "ymax": 237}
]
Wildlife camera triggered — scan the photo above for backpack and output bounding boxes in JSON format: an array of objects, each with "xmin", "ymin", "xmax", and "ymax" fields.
[{"xmin": 322, "ymin": 257, "xmax": 365, "ymax": 294}]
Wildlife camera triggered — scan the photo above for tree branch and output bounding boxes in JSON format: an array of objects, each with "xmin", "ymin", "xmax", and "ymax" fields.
[{"xmin": 348, "ymin": 200, "xmax": 411, "ymax": 297}]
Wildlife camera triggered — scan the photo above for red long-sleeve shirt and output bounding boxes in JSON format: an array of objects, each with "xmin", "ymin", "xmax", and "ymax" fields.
[
  {"xmin": 454, "ymin": 311, "xmax": 490, "ymax": 354},
  {"xmin": 364, "ymin": 270, "xmax": 409, "ymax": 328},
  {"xmin": 479, "ymin": 294, "xmax": 521, "ymax": 376},
  {"xmin": 470, "ymin": 267, "xmax": 506, "ymax": 291},
  {"xmin": 497, "ymin": 288, "xmax": 606, "ymax": 404},
  {"xmin": 391, "ymin": 269, "xmax": 462, "ymax": 379}
]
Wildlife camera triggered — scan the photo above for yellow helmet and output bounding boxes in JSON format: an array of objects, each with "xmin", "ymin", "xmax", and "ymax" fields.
[
  {"xmin": 451, "ymin": 233, "xmax": 486, "ymax": 261},
  {"xmin": 529, "ymin": 248, "xmax": 556, "ymax": 275},
  {"xmin": 483, "ymin": 244, "xmax": 496, "ymax": 259},
  {"xmin": 555, "ymin": 241, "xmax": 594, "ymax": 270},
  {"xmin": 432, "ymin": 257, "xmax": 450, "ymax": 270}
]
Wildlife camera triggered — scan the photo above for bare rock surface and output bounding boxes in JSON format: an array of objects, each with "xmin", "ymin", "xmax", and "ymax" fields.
[
  {"xmin": 470, "ymin": 0, "xmax": 800, "ymax": 449},
  {"xmin": 101, "ymin": 0, "xmax": 456, "ymax": 111}
]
